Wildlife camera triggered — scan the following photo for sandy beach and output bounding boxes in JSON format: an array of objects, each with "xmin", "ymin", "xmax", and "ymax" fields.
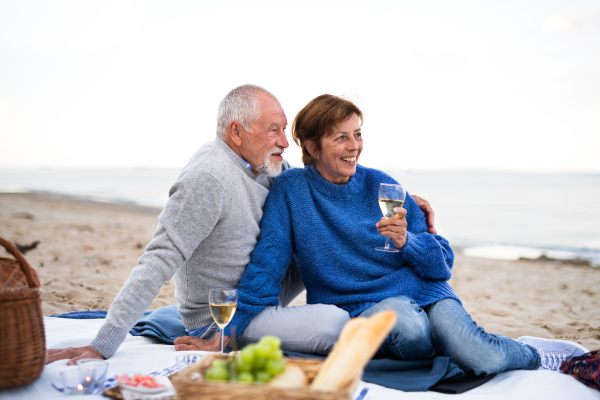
[{"xmin": 1, "ymin": 192, "xmax": 599, "ymax": 351}]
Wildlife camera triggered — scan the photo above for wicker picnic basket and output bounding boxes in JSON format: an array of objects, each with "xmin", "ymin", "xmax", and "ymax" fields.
[
  {"xmin": 0, "ymin": 237, "xmax": 46, "ymax": 388},
  {"xmin": 171, "ymin": 353, "xmax": 357, "ymax": 400}
]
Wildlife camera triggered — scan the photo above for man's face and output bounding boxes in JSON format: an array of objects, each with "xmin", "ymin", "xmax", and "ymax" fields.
[{"xmin": 240, "ymin": 93, "xmax": 289, "ymax": 176}]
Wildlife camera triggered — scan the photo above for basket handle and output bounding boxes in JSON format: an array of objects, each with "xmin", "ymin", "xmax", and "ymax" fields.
[{"xmin": 0, "ymin": 237, "xmax": 40, "ymax": 289}]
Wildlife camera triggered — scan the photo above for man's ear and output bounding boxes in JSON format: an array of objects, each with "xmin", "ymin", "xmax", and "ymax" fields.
[{"xmin": 228, "ymin": 121, "xmax": 243, "ymax": 146}]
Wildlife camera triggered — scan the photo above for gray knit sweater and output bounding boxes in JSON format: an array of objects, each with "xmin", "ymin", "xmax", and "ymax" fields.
[{"xmin": 89, "ymin": 138, "xmax": 290, "ymax": 358}]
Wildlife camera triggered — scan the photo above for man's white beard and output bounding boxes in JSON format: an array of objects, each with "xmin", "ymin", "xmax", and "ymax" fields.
[{"xmin": 256, "ymin": 147, "xmax": 284, "ymax": 177}]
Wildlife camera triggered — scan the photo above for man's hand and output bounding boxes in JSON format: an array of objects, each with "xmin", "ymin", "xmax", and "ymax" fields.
[
  {"xmin": 46, "ymin": 346, "xmax": 105, "ymax": 365},
  {"xmin": 412, "ymin": 195, "xmax": 437, "ymax": 234},
  {"xmin": 174, "ymin": 334, "xmax": 231, "ymax": 352}
]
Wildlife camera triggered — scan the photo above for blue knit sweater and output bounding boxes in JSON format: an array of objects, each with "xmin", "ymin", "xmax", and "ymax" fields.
[{"xmin": 225, "ymin": 165, "xmax": 459, "ymax": 337}]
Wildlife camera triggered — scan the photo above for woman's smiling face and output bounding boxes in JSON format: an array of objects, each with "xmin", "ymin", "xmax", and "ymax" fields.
[{"xmin": 312, "ymin": 113, "xmax": 362, "ymax": 185}]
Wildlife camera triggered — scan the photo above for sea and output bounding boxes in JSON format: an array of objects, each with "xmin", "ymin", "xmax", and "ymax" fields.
[{"xmin": 1, "ymin": 167, "xmax": 600, "ymax": 267}]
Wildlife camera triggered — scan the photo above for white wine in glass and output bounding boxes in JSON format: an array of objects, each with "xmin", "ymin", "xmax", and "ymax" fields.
[
  {"xmin": 375, "ymin": 183, "xmax": 406, "ymax": 253},
  {"xmin": 209, "ymin": 288, "xmax": 238, "ymax": 353}
]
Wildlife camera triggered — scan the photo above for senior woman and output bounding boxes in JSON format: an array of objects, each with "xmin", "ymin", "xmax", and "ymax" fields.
[{"xmin": 225, "ymin": 94, "xmax": 587, "ymax": 375}]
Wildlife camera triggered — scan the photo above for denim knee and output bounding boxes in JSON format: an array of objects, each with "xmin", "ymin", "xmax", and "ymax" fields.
[
  {"xmin": 385, "ymin": 297, "xmax": 431, "ymax": 350},
  {"xmin": 361, "ymin": 296, "xmax": 434, "ymax": 359}
]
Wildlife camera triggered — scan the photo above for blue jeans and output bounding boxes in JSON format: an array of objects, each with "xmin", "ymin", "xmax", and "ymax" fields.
[{"xmin": 359, "ymin": 296, "xmax": 540, "ymax": 375}]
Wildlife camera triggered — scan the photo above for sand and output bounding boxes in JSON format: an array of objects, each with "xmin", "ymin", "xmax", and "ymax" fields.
[{"xmin": 1, "ymin": 192, "xmax": 599, "ymax": 351}]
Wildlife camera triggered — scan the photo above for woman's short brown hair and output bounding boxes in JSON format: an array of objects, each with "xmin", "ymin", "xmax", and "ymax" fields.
[{"xmin": 292, "ymin": 94, "xmax": 363, "ymax": 166}]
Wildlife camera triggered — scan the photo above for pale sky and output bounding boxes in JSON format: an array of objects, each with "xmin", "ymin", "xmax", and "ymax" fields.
[{"xmin": 1, "ymin": 0, "xmax": 599, "ymax": 173}]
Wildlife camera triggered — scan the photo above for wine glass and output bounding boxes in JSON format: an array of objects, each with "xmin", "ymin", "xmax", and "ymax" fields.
[
  {"xmin": 209, "ymin": 288, "xmax": 238, "ymax": 353},
  {"xmin": 375, "ymin": 183, "xmax": 406, "ymax": 253}
]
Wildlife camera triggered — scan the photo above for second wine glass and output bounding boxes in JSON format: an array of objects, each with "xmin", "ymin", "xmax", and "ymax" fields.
[
  {"xmin": 375, "ymin": 183, "xmax": 406, "ymax": 253},
  {"xmin": 209, "ymin": 288, "xmax": 238, "ymax": 353}
]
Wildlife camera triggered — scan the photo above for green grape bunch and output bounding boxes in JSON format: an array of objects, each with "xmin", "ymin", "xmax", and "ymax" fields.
[{"xmin": 205, "ymin": 335, "xmax": 287, "ymax": 384}]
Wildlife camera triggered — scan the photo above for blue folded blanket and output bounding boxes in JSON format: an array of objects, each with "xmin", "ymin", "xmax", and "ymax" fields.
[
  {"xmin": 129, "ymin": 305, "xmax": 188, "ymax": 343},
  {"xmin": 364, "ymin": 357, "xmax": 463, "ymax": 391},
  {"xmin": 55, "ymin": 306, "xmax": 492, "ymax": 393},
  {"xmin": 284, "ymin": 351, "xmax": 464, "ymax": 392}
]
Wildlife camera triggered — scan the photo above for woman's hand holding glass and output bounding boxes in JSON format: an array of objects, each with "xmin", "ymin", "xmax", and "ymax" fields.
[
  {"xmin": 376, "ymin": 207, "xmax": 408, "ymax": 250},
  {"xmin": 375, "ymin": 183, "xmax": 408, "ymax": 252}
]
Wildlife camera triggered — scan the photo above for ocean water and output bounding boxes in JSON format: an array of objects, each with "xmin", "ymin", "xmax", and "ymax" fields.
[
  {"xmin": 2, "ymin": 167, "xmax": 600, "ymax": 266},
  {"xmin": 391, "ymin": 170, "xmax": 600, "ymax": 266}
]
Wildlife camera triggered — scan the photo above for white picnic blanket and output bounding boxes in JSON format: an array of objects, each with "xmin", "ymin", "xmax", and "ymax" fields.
[{"xmin": 0, "ymin": 317, "xmax": 598, "ymax": 400}]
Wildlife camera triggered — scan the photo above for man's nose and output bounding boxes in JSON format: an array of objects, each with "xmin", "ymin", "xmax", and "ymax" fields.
[{"xmin": 278, "ymin": 130, "xmax": 289, "ymax": 148}]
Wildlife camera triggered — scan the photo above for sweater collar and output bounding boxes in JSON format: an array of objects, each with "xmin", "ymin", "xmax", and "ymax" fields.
[{"xmin": 305, "ymin": 164, "xmax": 363, "ymax": 199}]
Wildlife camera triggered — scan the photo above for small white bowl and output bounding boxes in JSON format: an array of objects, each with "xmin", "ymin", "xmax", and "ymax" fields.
[{"xmin": 119, "ymin": 375, "xmax": 172, "ymax": 394}]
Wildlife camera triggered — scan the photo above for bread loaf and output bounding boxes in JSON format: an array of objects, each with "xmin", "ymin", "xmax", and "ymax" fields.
[{"xmin": 310, "ymin": 310, "xmax": 397, "ymax": 391}]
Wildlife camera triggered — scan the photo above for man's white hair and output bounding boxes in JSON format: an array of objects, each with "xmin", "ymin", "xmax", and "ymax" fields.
[{"xmin": 216, "ymin": 84, "xmax": 279, "ymax": 140}]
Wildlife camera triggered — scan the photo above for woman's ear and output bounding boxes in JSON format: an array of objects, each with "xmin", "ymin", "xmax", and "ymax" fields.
[{"xmin": 305, "ymin": 140, "xmax": 317, "ymax": 158}]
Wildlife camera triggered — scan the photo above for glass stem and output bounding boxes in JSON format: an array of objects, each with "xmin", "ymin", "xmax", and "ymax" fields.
[
  {"xmin": 219, "ymin": 328, "xmax": 224, "ymax": 353},
  {"xmin": 384, "ymin": 237, "xmax": 391, "ymax": 249}
]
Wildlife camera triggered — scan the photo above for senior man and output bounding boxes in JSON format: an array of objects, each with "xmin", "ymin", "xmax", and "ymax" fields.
[{"xmin": 47, "ymin": 84, "xmax": 435, "ymax": 364}]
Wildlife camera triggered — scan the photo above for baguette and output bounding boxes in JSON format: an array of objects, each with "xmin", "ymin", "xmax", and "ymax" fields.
[{"xmin": 310, "ymin": 310, "xmax": 397, "ymax": 391}]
